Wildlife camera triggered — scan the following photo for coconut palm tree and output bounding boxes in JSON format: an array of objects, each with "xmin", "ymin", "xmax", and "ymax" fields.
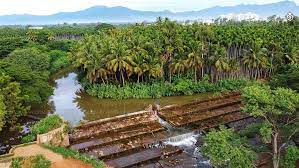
[
  {"xmin": 285, "ymin": 47, "xmax": 299, "ymax": 64},
  {"xmin": 106, "ymin": 41, "xmax": 133, "ymax": 85},
  {"xmin": 242, "ymin": 43, "xmax": 268, "ymax": 79},
  {"xmin": 169, "ymin": 58, "xmax": 187, "ymax": 80},
  {"xmin": 186, "ymin": 41, "xmax": 204, "ymax": 81}
]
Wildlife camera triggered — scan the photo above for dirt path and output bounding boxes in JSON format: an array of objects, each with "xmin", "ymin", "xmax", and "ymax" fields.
[
  {"xmin": 12, "ymin": 144, "xmax": 93, "ymax": 168},
  {"xmin": 51, "ymin": 158, "xmax": 92, "ymax": 168},
  {"xmin": 13, "ymin": 144, "xmax": 64, "ymax": 162}
]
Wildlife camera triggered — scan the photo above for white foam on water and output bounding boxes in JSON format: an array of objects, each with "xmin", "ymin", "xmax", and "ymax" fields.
[
  {"xmin": 157, "ymin": 117, "xmax": 173, "ymax": 131},
  {"xmin": 164, "ymin": 132, "xmax": 199, "ymax": 147}
]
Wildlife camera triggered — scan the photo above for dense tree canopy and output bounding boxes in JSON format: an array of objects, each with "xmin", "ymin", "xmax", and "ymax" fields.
[
  {"xmin": 71, "ymin": 18, "xmax": 299, "ymax": 86},
  {"xmin": 0, "ymin": 59, "xmax": 52, "ymax": 105},
  {"xmin": 6, "ymin": 48, "xmax": 50, "ymax": 72},
  {"xmin": 0, "ymin": 73, "xmax": 28, "ymax": 130},
  {"xmin": 0, "ymin": 37, "xmax": 28, "ymax": 58}
]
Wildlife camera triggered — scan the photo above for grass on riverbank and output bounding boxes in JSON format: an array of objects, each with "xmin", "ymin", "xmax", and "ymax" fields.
[
  {"xmin": 21, "ymin": 115, "xmax": 64, "ymax": 143},
  {"xmin": 43, "ymin": 145, "xmax": 104, "ymax": 168},
  {"xmin": 83, "ymin": 77, "xmax": 257, "ymax": 99}
]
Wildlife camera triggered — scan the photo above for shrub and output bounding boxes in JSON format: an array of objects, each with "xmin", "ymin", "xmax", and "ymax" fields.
[
  {"xmin": 202, "ymin": 126, "xmax": 256, "ymax": 168},
  {"xmin": 12, "ymin": 155, "xmax": 51, "ymax": 168},
  {"xmin": 11, "ymin": 157, "xmax": 23, "ymax": 168},
  {"xmin": 21, "ymin": 134, "xmax": 36, "ymax": 143},
  {"xmin": 282, "ymin": 146, "xmax": 299, "ymax": 168},
  {"xmin": 21, "ymin": 115, "xmax": 63, "ymax": 143},
  {"xmin": 30, "ymin": 155, "xmax": 51, "ymax": 168},
  {"xmin": 239, "ymin": 123, "xmax": 263, "ymax": 138},
  {"xmin": 84, "ymin": 78, "xmax": 255, "ymax": 99},
  {"xmin": 31, "ymin": 115, "xmax": 63, "ymax": 135}
]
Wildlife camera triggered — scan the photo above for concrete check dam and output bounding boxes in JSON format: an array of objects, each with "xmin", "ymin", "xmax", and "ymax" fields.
[{"xmin": 68, "ymin": 92, "xmax": 252, "ymax": 168}]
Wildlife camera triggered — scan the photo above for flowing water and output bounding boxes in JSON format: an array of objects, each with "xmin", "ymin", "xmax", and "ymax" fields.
[{"xmin": 163, "ymin": 131, "xmax": 212, "ymax": 168}]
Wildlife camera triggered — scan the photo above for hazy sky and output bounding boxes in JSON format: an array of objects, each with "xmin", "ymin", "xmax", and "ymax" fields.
[{"xmin": 0, "ymin": 0, "xmax": 298, "ymax": 15}]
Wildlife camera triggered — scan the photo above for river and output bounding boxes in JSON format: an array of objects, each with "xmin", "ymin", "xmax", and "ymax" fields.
[
  {"xmin": 0, "ymin": 70, "xmax": 213, "ymax": 155},
  {"xmin": 33, "ymin": 71, "xmax": 214, "ymax": 126}
]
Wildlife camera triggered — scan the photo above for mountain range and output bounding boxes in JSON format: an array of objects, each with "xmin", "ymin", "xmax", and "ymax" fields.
[{"xmin": 0, "ymin": 1, "xmax": 298, "ymax": 25}]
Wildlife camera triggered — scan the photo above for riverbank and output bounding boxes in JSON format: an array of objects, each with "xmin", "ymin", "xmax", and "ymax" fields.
[{"xmin": 83, "ymin": 77, "xmax": 255, "ymax": 100}]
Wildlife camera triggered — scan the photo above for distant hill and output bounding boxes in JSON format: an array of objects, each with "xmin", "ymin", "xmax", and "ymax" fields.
[{"xmin": 0, "ymin": 1, "xmax": 298, "ymax": 25}]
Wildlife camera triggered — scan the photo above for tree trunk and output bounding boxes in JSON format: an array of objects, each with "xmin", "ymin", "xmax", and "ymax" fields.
[
  {"xmin": 273, "ymin": 132, "xmax": 280, "ymax": 168},
  {"xmin": 101, "ymin": 77, "xmax": 105, "ymax": 84},
  {"xmin": 194, "ymin": 68, "xmax": 197, "ymax": 81},
  {"xmin": 121, "ymin": 70, "xmax": 125, "ymax": 86}
]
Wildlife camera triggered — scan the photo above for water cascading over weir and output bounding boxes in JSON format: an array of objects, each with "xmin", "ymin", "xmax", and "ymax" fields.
[{"xmin": 68, "ymin": 92, "xmax": 252, "ymax": 168}]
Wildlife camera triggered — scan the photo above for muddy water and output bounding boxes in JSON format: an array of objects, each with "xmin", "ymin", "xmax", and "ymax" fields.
[
  {"xmin": 0, "ymin": 69, "xmax": 213, "ymax": 155},
  {"xmin": 33, "ymin": 71, "xmax": 214, "ymax": 126}
]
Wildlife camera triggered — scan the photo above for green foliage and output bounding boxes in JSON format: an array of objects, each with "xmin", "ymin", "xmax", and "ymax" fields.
[
  {"xmin": 11, "ymin": 155, "xmax": 51, "ymax": 168},
  {"xmin": 21, "ymin": 115, "xmax": 63, "ymax": 143},
  {"xmin": 270, "ymin": 64, "xmax": 299, "ymax": 90},
  {"xmin": 21, "ymin": 133, "xmax": 36, "ymax": 143},
  {"xmin": 0, "ymin": 73, "xmax": 28, "ymax": 129},
  {"xmin": 31, "ymin": 155, "xmax": 51, "ymax": 168},
  {"xmin": 0, "ymin": 94, "xmax": 5, "ymax": 131},
  {"xmin": 202, "ymin": 126, "xmax": 256, "ymax": 168},
  {"xmin": 48, "ymin": 50, "xmax": 70, "ymax": 72},
  {"xmin": 0, "ymin": 37, "xmax": 28, "ymax": 58},
  {"xmin": 84, "ymin": 77, "xmax": 253, "ymax": 99},
  {"xmin": 43, "ymin": 145, "xmax": 104, "ymax": 168},
  {"xmin": 26, "ymin": 29, "xmax": 54, "ymax": 45},
  {"xmin": 238, "ymin": 123, "xmax": 263, "ymax": 138},
  {"xmin": 6, "ymin": 48, "xmax": 50, "ymax": 72},
  {"xmin": 259, "ymin": 122, "xmax": 272, "ymax": 143},
  {"xmin": 0, "ymin": 61, "xmax": 53, "ymax": 104},
  {"xmin": 242, "ymin": 84, "xmax": 299, "ymax": 167},
  {"xmin": 242, "ymin": 85, "xmax": 299, "ymax": 118},
  {"xmin": 71, "ymin": 18, "xmax": 299, "ymax": 86},
  {"xmin": 47, "ymin": 40, "xmax": 75, "ymax": 52},
  {"xmin": 31, "ymin": 115, "xmax": 63, "ymax": 135},
  {"xmin": 282, "ymin": 146, "xmax": 299, "ymax": 168},
  {"xmin": 11, "ymin": 157, "xmax": 23, "ymax": 168},
  {"xmin": 94, "ymin": 23, "xmax": 116, "ymax": 33}
]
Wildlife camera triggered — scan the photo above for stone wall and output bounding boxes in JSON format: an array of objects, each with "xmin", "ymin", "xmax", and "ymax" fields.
[{"xmin": 36, "ymin": 125, "xmax": 69, "ymax": 147}]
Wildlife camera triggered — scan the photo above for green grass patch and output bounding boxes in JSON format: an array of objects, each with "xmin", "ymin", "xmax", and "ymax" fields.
[
  {"xmin": 43, "ymin": 144, "xmax": 104, "ymax": 168},
  {"xmin": 21, "ymin": 115, "xmax": 63, "ymax": 143},
  {"xmin": 11, "ymin": 155, "xmax": 51, "ymax": 168}
]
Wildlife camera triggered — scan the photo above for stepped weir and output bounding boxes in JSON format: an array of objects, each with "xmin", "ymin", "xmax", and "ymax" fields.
[{"xmin": 69, "ymin": 92, "xmax": 252, "ymax": 168}]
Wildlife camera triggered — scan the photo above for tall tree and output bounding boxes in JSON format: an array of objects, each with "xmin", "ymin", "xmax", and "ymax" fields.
[
  {"xmin": 242, "ymin": 85, "xmax": 299, "ymax": 168},
  {"xmin": 0, "ymin": 74, "xmax": 28, "ymax": 129}
]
